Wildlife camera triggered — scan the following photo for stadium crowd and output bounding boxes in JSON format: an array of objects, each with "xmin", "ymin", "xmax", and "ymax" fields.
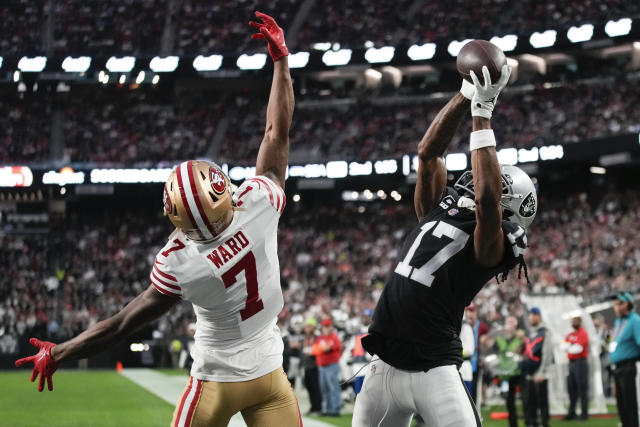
[
  {"xmin": 4, "ymin": 0, "xmax": 639, "ymax": 55},
  {"xmin": 1, "ymin": 187, "xmax": 639, "ymax": 358},
  {"xmin": 3, "ymin": 76, "xmax": 639, "ymax": 165}
]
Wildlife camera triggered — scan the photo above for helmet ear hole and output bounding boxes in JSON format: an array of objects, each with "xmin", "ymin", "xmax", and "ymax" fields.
[
  {"xmin": 504, "ymin": 209, "xmax": 515, "ymax": 219},
  {"xmin": 208, "ymin": 191, "xmax": 218, "ymax": 203},
  {"xmin": 173, "ymin": 205, "xmax": 178, "ymax": 216},
  {"xmin": 200, "ymin": 170, "xmax": 206, "ymax": 180}
]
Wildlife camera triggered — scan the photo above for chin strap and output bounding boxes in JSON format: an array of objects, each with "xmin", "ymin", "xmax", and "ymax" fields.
[{"xmin": 458, "ymin": 196, "xmax": 476, "ymax": 210}]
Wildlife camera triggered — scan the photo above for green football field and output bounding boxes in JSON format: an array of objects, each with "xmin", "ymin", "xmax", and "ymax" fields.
[{"xmin": 2, "ymin": 369, "xmax": 620, "ymax": 427}]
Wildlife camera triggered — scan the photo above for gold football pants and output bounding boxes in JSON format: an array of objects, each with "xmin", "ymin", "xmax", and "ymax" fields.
[{"xmin": 171, "ymin": 367, "xmax": 302, "ymax": 427}]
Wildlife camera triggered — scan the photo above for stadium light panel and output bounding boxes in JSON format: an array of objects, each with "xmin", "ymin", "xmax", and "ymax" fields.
[
  {"xmin": 288, "ymin": 52, "xmax": 310, "ymax": 69},
  {"xmin": 445, "ymin": 153, "xmax": 467, "ymax": 171},
  {"xmin": 13, "ymin": 71, "xmax": 20, "ymax": 82},
  {"xmin": 17, "ymin": 56, "xmax": 47, "ymax": 72},
  {"xmin": 605, "ymin": 18, "xmax": 632, "ymax": 37},
  {"xmin": 529, "ymin": 30, "xmax": 557, "ymax": 48},
  {"xmin": 407, "ymin": 43, "xmax": 437, "ymax": 61},
  {"xmin": 119, "ymin": 74, "xmax": 126, "ymax": 84},
  {"xmin": 149, "ymin": 56, "xmax": 179, "ymax": 72},
  {"xmin": 365, "ymin": 46, "xmax": 395, "ymax": 64},
  {"xmin": 567, "ymin": 24, "xmax": 594, "ymax": 43},
  {"xmin": 152, "ymin": 75, "xmax": 160, "ymax": 85},
  {"xmin": 374, "ymin": 159, "xmax": 398, "ymax": 174},
  {"xmin": 322, "ymin": 49, "xmax": 352, "ymax": 66},
  {"xmin": 237, "ymin": 53, "xmax": 267, "ymax": 70},
  {"xmin": 135, "ymin": 71, "xmax": 145, "ymax": 84},
  {"xmin": 61, "ymin": 56, "xmax": 91, "ymax": 72},
  {"xmin": 518, "ymin": 147, "xmax": 539, "ymax": 163},
  {"xmin": 106, "ymin": 56, "xmax": 135, "ymax": 73},
  {"xmin": 0, "ymin": 57, "xmax": 3, "ymax": 69},
  {"xmin": 447, "ymin": 39, "xmax": 472, "ymax": 57},
  {"xmin": 490, "ymin": 35, "xmax": 518, "ymax": 52},
  {"xmin": 539, "ymin": 145, "xmax": 564, "ymax": 160},
  {"xmin": 326, "ymin": 161, "xmax": 348, "ymax": 178},
  {"xmin": 292, "ymin": 194, "xmax": 301, "ymax": 202},
  {"xmin": 312, "ymin": 42, "xmax": 332, "ymax": 51},
  {"xmin": 349, "ymin": 161, "xmax": 372, "ymax": 176},
  {"xmin": 497, "ymin": 148, "xmax": 518, "ymax": 165},
  {"xmin": 590, "ymin": 166, "xmax": 606, "ymax": 175},
  {"xmin": 193, "ymin": 54, "xmax": 223, "ymax": 71}
]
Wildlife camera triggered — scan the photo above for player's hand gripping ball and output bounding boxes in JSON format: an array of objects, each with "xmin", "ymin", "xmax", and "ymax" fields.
[{"xmin": 456, "ymin": 39, "xmax": 507, "ymax": 85}]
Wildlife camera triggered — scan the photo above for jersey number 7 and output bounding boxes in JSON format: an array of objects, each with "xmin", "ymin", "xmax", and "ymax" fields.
[
  {"xmin": 394, "ymin": 220, "xmax": 469, "ymax": 287},
  {"xmin": 221, "ymin": 251, "xmax": 264, "ymax": 321}
]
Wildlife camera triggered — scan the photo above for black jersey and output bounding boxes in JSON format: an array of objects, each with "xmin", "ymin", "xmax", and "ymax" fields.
[{"xmin": 363, "ymin": 187, "xmax": 527, "ymax": 372}]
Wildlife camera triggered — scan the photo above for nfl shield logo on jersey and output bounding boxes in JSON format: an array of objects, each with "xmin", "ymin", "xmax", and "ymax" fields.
[
  {"xmin": 209, "ymin": 167, "xmax": 227, "ymax": 195},
  {"xmin": 448, "ymin": 208, "xmax": 458, "ymax": 216}
]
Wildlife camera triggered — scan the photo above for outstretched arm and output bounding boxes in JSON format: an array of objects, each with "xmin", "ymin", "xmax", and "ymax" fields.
[
  {"xmin": 469, "ymin": 65, "xmax": 511, "ymax": 266},
  {"xmin": 414, "ymin": 90, "xmax": 471, "ymax": 219},
  {"xmin": 250, "ymin": 12, "xmax": 294, "ymax": 189},
  {"xmin": 15, "ymin": 285, "xmax": 178, "ymax": 391}
]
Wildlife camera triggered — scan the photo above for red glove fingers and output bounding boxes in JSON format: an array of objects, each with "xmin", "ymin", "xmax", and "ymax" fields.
[
  {"xmin": 249, "ymin": 11, "xmax": 289, "ymax": 62},
  {"xmin": 15, "ymin": 337, "xmax": 58, "ymax": 392}
]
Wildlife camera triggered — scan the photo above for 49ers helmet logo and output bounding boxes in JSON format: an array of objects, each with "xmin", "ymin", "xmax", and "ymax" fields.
[
  {"xmin": 163, "ymin": 187, "xmax": 172, "ymax": 214},
  {"xmin": 209, "ymin": 167, "xmax": 227, "ymax": 195}
]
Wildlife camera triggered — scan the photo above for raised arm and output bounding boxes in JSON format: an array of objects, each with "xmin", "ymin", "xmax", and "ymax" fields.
[
  {"xmin": 15, "ymin": 285, "xmax": 178, "ymax": 391},
  {"xmin": 250, "ymin": 12, "xmax": 294, "ymax": 189},
  {"xmin": 469, "ymin": 65, "xmax": 511, "ymax": 267},
  {"xmin": 414, "ymin": 89, "xmax": 471, "ymax": 219}
]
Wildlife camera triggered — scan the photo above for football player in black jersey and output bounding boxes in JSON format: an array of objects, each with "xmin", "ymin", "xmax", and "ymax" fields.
[{"xmin": 352, "ymin": 65, "xmax": 536, "ymax": 427}]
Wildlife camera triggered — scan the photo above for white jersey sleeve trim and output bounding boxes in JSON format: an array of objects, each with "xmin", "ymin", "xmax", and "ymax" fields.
[
  {"xmin": 245, "ymin": 176, "xmax": 286, "ymax": 214},
  {"xmin": 150, "ymin": 258, "xmax": 182, "ymax": 297}
]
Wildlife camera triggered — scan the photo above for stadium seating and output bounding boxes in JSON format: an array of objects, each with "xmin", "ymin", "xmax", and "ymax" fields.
[{"xmin": 2, "ymin": 189, "xmax": 638, "ymax": 355}]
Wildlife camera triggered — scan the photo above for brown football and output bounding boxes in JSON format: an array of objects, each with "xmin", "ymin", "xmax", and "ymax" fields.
[{"xmin": 456, "ymin": 39, "xmax": 507, "ymax": 85}]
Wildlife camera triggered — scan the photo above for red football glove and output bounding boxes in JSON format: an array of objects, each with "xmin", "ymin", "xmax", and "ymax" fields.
[
  {"xmin": 15, "ymin": 338, "xmax": 59, "ymax": 392},
  {"xmin": 249, "ymin": 11, "xmax": 289, "ymax": 62}
]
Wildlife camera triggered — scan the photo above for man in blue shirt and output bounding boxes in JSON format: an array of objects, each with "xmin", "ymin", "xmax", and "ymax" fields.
[{"xmin": 610, "ymin": 292, "xmax": 640, "ymax": 427}]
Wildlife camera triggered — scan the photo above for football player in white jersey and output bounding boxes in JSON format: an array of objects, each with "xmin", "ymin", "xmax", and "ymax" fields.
[{"xmin": 15, "ymin": 11, "xmax": 301, "ymax": 427}]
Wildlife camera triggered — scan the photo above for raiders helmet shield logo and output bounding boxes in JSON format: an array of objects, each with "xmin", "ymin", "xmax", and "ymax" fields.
[
  {"xmin": 163, "ymin": 187, "xmax": 171, "ymax": 214},
  {"xmin": 209, "ymin": 167, "xmax": 227, "ymax": 195},
  {"xmin": 519, "ymin": 192, "xmax": 536, "ymax": 218}
]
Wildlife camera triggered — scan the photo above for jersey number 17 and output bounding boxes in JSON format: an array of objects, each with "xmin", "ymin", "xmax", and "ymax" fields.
[{"xmin": 394, "ymin": 220, "xmax": 469, "ymax": 287}]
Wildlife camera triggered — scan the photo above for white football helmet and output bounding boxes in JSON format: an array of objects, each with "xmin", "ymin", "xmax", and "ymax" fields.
[{"xmin": 454, "ymin": 165, "xmax": 537, "ymax": 228}]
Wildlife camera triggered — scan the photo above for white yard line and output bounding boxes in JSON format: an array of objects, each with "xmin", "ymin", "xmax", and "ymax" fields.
[{"xmin": 120, "ymin": 368, "xmax": 334, "ymax": 427}]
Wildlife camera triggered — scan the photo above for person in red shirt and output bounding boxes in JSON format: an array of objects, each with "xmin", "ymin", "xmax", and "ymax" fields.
[
  {"xmin": 312, "ymin": 318, "xmax": 343, "ymax": 416},
  {"xmin": 565, "ymin": 316, "xmax": 590, "ymax": 420}
]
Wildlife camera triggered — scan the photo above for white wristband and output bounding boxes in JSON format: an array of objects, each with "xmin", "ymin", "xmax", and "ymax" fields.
[{"xmin": 469, "ymin": 129, "xmax": 496, "ymax": 151}]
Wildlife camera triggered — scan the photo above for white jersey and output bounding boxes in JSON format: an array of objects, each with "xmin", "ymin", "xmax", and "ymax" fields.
[{"xmin": 150, "ymin": 175, "xmax": 286, "ymax": 381}]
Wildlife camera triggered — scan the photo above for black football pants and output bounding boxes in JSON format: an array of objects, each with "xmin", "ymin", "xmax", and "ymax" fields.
[
  {"xmin": 522, "ymin": 378, "xmax": 549, "ymax": 427},
  {"xmin": 614, "ymin": 362, "xmax": 639, "ymax": 427},
  {"xmin": 567, "ymin": 358, "xmax": 589, "ymax": 418}
]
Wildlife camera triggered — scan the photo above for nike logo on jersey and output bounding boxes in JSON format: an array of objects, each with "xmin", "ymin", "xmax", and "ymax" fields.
[{"xmin": 206, "ymin": 231, "xmax": 251, "ymax": 268}]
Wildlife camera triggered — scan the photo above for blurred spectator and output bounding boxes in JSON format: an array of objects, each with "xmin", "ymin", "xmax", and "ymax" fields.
[
  {"xmin": 519, "ymin": 307, "xmax": 554, "ymax": 427},
  {"xmin": 593, "ymin": 313, "xmax": 612, "ymax": 396},
  {"xmin": 460, "ymin": 317, "xmax": 475, "ymax": 393},
  {"xmin": 484, "ymin": 316, "xmax": 525, "ymax": 427},
  {"xmin": 610, "ymin": 292, "xmax": 640, "ymax": 427},
  {"xmin": 301, "ymin": 317, "xmax": 322, "ymax": 415},
  {"xmin": 342, "ymin": 309, "xmax": 373, "ymax": 395},
  {"xmin": 312, "ymin": 317, "xmax": 342, "ymax": 416},
  {"xmin": 52, "ymin": 0, "xmax": 167, "ymax": 56},
  {"xmin": 0, "ymin": 0, "xmax": 44, "ymax": 55},
  {"xmin": 465, "ymin": 303, "xmax": 490, "ymax": 404},
  {"xmin": 564, "ymin": 316, "xmax": 589, "ymax": 420}
]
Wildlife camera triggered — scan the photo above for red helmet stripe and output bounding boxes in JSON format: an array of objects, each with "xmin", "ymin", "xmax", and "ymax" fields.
[
  {"xmin": 186, "ymin": 161, "xmax": 217, "ymax": 238},
  {"xmin": 176, "ymin": 162, "xmax": 205, "ymax": 240}
]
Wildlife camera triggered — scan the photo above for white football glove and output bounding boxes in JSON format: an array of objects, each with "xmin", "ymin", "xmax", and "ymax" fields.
[
  {"xmin": 460, "ymin": 79, "xmax": 475, "ymax": 100},
  {"xmin": 470, "ymin": 64, "xmax": 511, "ymax": 119}
]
